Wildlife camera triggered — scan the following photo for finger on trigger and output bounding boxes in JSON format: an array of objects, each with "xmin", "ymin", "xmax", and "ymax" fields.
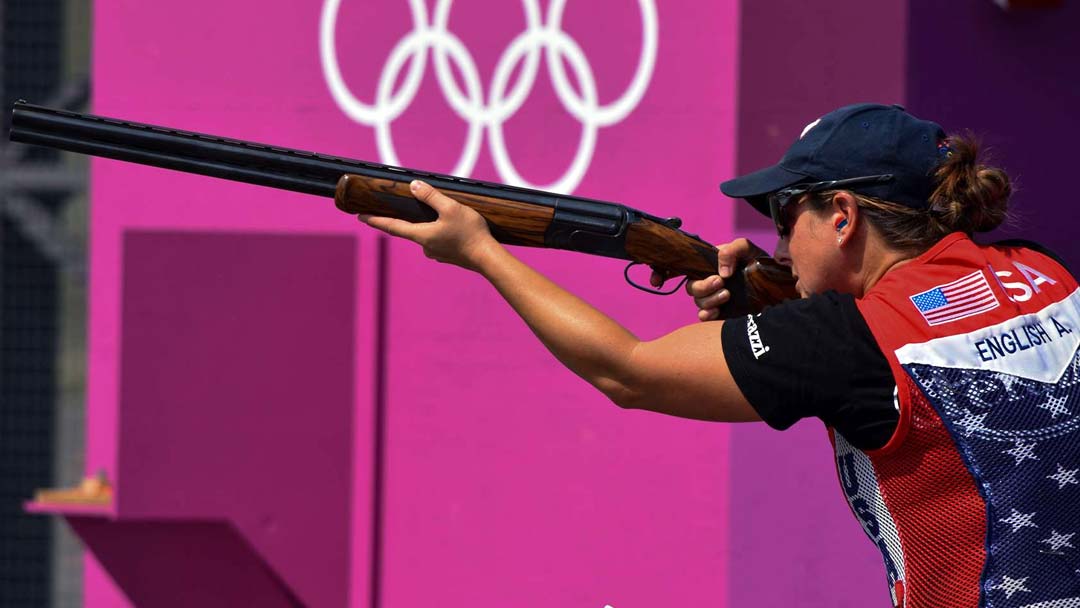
[
  {"xmin": 696, "ymin": 287, "xmax": 729, "ymax": 309},
  {"xmin": 688, "ymin": 276, "xmax": 717, "ymax": 298},
  {"xmin": 717, "ymin": 256, "xmax": 734, "ymax": 278}
]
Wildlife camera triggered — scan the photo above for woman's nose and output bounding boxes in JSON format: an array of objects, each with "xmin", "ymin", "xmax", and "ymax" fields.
[{"xmin": 773, "ymin": 238, "xmax": 791, "ymax": 264}]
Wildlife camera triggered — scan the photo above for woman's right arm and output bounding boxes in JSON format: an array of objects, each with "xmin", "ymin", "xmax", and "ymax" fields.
[{"xmin": 475, "ymin": 240, "xmax": 761, "ymax": 422}]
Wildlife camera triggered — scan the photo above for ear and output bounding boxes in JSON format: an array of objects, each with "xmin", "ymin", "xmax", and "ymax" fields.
[{"xmin": 830, "ymin": 191, "xmax": 859, "ymax": 245}]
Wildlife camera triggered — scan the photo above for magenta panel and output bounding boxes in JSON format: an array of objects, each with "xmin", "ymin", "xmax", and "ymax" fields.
[{"xmin": 117, "ymin": 231, "xmax": 355, "ymax": 606}]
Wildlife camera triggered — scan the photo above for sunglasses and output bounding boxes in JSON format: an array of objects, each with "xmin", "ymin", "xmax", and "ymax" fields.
[{"xmin": 768, "ymin": 174, "xmax": 894, "ymax": 238}]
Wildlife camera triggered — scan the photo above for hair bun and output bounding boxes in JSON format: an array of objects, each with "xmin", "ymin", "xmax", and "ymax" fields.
[{"xmin": 928, "ymin": 134, "xmax": 1010, "ymax": 233}]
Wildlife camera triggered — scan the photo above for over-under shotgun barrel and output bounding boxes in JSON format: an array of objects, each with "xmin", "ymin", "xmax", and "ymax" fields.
[{"xmin": 9, "ymin": 101, "xmax": 797, "ymax": 313}]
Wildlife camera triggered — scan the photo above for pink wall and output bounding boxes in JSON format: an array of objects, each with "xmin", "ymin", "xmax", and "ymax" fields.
[
  {"xmin": 88, "ymin": 0, "xmax": 740, "ymax": 606},
  {"xmin": 367, "ymin": 1, "xmax": 739, "ymax": 605}
]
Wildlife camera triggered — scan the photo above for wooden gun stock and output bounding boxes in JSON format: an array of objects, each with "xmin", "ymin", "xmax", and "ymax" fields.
[
  {"xmin": 334, "ymin": 174, "xmax": 554, "ymax": 247},
  {"xmin": 335, "ymin": 174, "xmax": 798, "ymax": 318}
]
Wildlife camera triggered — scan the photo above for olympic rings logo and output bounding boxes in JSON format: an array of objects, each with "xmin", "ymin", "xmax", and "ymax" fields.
[{"xmin": 319, "ymin": 0, "xmax": 658, "ymax": 193}]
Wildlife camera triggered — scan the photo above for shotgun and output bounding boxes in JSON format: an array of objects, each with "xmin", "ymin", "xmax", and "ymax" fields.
[{"xmin": 8, "ymin": 101, "xmax": 797, "ymax": 317}]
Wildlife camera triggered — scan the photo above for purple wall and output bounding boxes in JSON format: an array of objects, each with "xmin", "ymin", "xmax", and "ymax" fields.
[
  {"xmin": 728, "ymin": 1, "xmax": 1079, "ymax": 606},
  {"xmin": 906, "ymin": 0, "xmax": 1080, "ymax": 269}
]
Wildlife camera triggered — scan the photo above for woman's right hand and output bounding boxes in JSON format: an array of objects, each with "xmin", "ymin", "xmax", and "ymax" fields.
[{"xmin": 651, "ymin": 237, "xmax": 767, "ymax": 322}]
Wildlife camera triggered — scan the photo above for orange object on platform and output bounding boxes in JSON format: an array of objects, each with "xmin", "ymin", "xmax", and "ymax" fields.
[{"xmin": 34, "ymin": 472, "xmax": 113, "ymax": 506}]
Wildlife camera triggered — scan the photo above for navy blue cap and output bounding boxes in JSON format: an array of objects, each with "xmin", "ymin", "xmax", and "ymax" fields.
[{"xmin": 721, "ymin": 103, "xmax": 948, "ymax": 217}]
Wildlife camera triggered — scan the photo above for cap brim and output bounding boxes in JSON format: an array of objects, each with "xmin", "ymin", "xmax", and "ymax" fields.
[{"xmin": 720, "ymin": 164, "xmax": 810, "ymax": 217}]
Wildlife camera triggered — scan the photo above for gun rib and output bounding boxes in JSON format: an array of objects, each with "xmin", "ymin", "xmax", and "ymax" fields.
[
  {"xmin": 9, "ymin": 101, "xmax": 618, "ymax": 212},
  {"xmin": 12, "ymin": 128, "xmax": 337, "ymax": 197}
]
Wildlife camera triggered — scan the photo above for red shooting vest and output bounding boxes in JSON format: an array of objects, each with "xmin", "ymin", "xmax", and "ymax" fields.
[{"xmin": 837, "ymin": 232, "xmax": 1080, "ymax": 607}]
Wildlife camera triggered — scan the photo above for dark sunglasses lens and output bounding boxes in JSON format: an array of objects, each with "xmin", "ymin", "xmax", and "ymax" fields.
[{"xmin": 769, "ymin": 193, "xmax": 789, "ymax": 237}]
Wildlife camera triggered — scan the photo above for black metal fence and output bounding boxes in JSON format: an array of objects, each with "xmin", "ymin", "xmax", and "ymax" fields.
[{"xmin": 1, "ymin": 1, "xmax": 88, "ymax": 606}]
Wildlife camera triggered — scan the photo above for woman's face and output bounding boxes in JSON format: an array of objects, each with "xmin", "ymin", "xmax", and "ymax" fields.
[{"xmin": 773, "ymin": 198, "xmax": 847, "ymax": 297}]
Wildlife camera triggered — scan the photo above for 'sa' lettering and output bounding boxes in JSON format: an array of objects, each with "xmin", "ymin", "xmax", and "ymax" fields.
[
  {"xmin": 994, "ymin": 261, "xmax": 1058, "ymax": 302},
  {"xmin": 1014, "ymin": 261, "xmax": 1057, "ymax": 294}
]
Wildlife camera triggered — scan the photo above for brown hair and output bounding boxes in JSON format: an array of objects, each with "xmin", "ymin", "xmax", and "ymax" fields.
[{"xmin": 809, "ymin": 133, "xmax": 1012, "ymax": 254}]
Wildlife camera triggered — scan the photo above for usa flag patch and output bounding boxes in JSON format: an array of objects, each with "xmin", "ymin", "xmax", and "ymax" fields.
[{"xmin": 910, "ymin": 270, "xmax": 999, "ymax": 326}]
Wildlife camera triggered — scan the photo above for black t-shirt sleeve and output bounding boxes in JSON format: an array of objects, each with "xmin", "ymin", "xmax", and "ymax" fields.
[{"xmin": 720, "ymin": 292, "xmax": 899, "ymax": 450}]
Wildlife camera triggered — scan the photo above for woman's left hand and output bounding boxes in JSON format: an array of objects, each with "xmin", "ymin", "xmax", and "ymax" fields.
[{"xmin": 358, "ymin": 180, "xmax": 499, "ymax": 272}]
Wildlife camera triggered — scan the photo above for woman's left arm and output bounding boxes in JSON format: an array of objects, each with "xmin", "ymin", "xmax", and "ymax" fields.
[{"xmin": 360, "ymin": 181, "xmax": 760, "ymax": 423}]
